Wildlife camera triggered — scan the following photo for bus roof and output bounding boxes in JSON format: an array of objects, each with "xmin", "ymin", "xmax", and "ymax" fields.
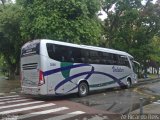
[{"xmin": 23, "ymin": 39, "xmax": 133, "ymax": 58}]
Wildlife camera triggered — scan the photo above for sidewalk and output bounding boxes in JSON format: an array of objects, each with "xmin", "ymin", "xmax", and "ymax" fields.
[
  {"xmin": 131, "ymin": 77, "xmax": 160, "ymax": 115},
  {"xmin": 0, "ymin": 75, "xmax": 20, "ymax": 94},
  {"xmin": 131, "ymin": 100, "xmax": 160, "ymax": 114},
  {"xmin": 138, "ymin": 77, "xmax": 160, "ymax": 82}
]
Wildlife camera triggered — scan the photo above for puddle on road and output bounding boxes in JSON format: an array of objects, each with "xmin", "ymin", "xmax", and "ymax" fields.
[
  {"xmin": 0, "ymin": 76, "xmax": 21, "ymax": 93},
  {"xmin": 69, "ymin": 87, "xmax": 158, "ymax": 114},
  {"xmin": 77, "ymin": 100, "xmax": 100, "ymax": 106}
]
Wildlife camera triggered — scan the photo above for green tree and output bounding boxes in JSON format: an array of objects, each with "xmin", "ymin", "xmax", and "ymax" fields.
[
  {"xmin": 102, "ymin": 0, "xmax": 160, "ymax": 65},
  {"xmin": 18, "ymin": 0, "xmax": 102, "ymax": 45},
  {"xmin": 149, "ymin": 36, "xmax": 160, "ymax": 75},
  {"xmin": 0, "ymin": 55, "xmax": 8, "ymax": 76},
  {"xmin": 0, "ymin": 3, "xmax": 22, "ymax": 79}
]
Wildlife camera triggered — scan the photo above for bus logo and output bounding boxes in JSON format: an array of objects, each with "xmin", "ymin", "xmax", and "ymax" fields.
[{"xmin": 112, "ymin": 66, "xmax": 124, "ymax": 72}]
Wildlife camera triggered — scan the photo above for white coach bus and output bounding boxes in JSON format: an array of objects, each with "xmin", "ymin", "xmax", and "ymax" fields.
[{"xmin": 21, "ymin": 39, "xmax": 138, "ymax": 97}]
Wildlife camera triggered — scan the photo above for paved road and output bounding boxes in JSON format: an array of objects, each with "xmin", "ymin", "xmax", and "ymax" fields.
[
  {"xmin": 0, "ymin": 94, "xmax": 119, "ymax": 120},
  {"xmin": 1, "ymin": 77, "xmax": 160, "ymax": 119},
  {"xmin": 69, "ymin": 80, "xmax": 160, "ymax": 114}
]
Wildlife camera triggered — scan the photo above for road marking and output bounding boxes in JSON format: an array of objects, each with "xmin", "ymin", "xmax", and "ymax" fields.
[
  {"xmin": 88, "ymin": 115, "xmax": 109, "ymax": 120},
  {"xmin": 153, "ymin": 102, "xmax": 160, "ymax": 104},
  {"xmin": 0, "ymin": 93, "xmax": 5, "ymax": 96},
  {"xmin": 0, "ymin": 97, "xmax": 24, "ymax": 102},
  {"xmin": 10, "ymin": 92, "xmax": 17, "ymax": 94},
  {"xmin": 0, "ymin": 101, "xmax": 44, "ymax": 109},
  {"xmin": 0, "ymin": 103, "xmax": 55, "ymax": 114},
  {"xmin": 0, "ymin": 95, "xmax": 19, "ymax": 99},
  {"xmin": 0, "ymin": 99, "xmax": 30, "ymax": 105},
  {"xmin": 0, "ymin": 95, "xmax": 87, "ymax": 120},
  {"xmin": 44, "ymin": 111, "xmax": 85, "ymax": 120},
  {"xmin": 19, "ymin": 107, "xmax": 69, "ymax": 119}
]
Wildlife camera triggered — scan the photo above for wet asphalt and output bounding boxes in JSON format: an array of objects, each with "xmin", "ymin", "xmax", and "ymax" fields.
[
  {"xmin": 0, "ymin": 75, "xmax": 160, "ymax": 114},
  {"xmin": 69, "ymin": 80, "xmax": 160, "ymax": 114}
]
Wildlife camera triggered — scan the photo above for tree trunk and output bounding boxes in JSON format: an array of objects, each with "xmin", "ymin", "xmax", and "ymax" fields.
[
  {"xmin": 15, "ymin": 62, "xmax": 20, "ymax": 75},
  {"xmin": 157, "ymin": 67, "xmax": 160, "ymax": 78},
  {"xmin": 143, "ymin": 61, "xmax": 148, "ymax": 78},
  {"xmin": 4, "ymin": 55, "xmax": 17, "ymax": 80},
  {"xmin": 8, "ymin": 66, "xmax": 16, "ymax": 80}
]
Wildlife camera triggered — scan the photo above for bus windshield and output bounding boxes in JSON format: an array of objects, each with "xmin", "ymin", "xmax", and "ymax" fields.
[{"xmin": 130, "ymin": 58, "xmax": 139, "ymax": 74}]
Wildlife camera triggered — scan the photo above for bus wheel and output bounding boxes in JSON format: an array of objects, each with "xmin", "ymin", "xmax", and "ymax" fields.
[
  {"xmin": 126, "ymin": 79, "xmax": 132, "ymax": 88},
  {"xmin": 78, "ymin": 82, "xmax": 89, "ymax": 97}
]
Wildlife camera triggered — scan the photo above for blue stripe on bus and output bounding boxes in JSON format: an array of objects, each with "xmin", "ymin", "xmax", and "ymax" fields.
[
  {"xmin": 89, "ymin": 75, "xmax": 129, "ymax": 88},
  {"xmin": 55, "ymin": 71, "xmax": 90, "ymax": 94},
  {"xmin": 84, "ymin": 65, "xmax": 94, "ymax": 80},
  {"xmin": 93, "ymin": 71, "xmax": 125, "ymax": 86},
  {"xmin": 43, "ymin": 63, "xmax": 127, "ymax": 95},
  {"xmin": 43, "ymin": 63, "xmax": 90, "ymax": 76},
  {"xmin": 54, "ymin": 71, "xmax": 128, "ymax": 95}
]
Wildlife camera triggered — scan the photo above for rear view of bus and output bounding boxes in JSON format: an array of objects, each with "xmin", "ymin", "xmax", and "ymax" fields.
[{"xmin": 20, "ymin": 40, "xmax": 46, "ymax": 95}]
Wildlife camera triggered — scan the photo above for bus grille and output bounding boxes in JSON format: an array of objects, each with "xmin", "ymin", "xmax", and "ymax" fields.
[{"xmin": 22, "ymin": 63, "xmax": 38, "ymax": 70}]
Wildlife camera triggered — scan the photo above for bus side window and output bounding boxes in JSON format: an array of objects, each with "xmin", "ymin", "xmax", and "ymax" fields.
[
  {"xmin": 56, "ymin": 45, "xmax": 69, "ymax": 62},
  {"xmin": 71, "ymin": 47, "xmax": 81, "ymax": 63},
  {"xmin": 81, "ymin": 49, "xmax": 89, "ymax": 63},
  {"xmin": 46, "ymin": 43, "xmax": 55, "ymax": 60},
  {"xmin": 125, "ymin": 58, "xmax": 131, "ymax": 68},
  {"xmin": 88, "ymin": 58, "xmax": 92, "ymax": 63},
  {"xmin": 81, "ymin": 58, "xmax": 85, "ymax": 62},
  {"xmin": 121, "ymin": 56, "xmax": 130, "ymax": 68},
  {"xmin": 102, "ymin": 52, "xmax": 110, "ymax": 65},
  {"xmin": 70, "ymin": 58, "xmax": 74, "ymax": 62},
  {"xmin": 118, "ymin": 55, "xmax": 124, "ymax": 66},
  {"xmin": 112, "ymin": 54, "xmax": 119, "ymax": 65},
  {"xmin": 107, "ymin": 53, "xmax": 113, "ymax": 65},
  {"xmin": 64, "ymin": 49, "xmax": 72, "ymax": 62},
  {"xmin": 61, "ymin": 56, "xmax": 65, "ymax": 62}
]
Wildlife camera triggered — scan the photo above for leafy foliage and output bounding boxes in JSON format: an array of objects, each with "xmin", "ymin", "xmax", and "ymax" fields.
[
  {"xmin": 0, "ymin": 4, "xmax": 22, "ymax": 79},
  {"xmin": 19, "ymin": 0, "xmax": 102, "ymax": 45},
  {"xmin": 102, "ymin": 0, "xmax": 160, "ymax": 64},
  {"xmin": 0, "ymin": 0, "xmax": 160, "ymax": 79},
  {"xmin": 0, "ymin": 0, "xmax": 102, "ymax": 79},
  {"xmin": 149, "ymin": 36, "xmax": 160, "ymax": 62}
]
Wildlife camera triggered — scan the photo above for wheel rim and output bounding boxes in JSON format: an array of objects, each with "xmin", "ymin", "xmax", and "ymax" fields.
[{"xmin": 80, "ymin": 84, "xmax": 87, "ymax": 95}]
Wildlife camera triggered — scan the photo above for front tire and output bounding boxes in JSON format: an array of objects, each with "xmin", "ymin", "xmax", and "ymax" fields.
[
  {"xmin": 78, "ymin": 82, "xmax": 89, "ymax": 97},
  {"xmin": 126, "ymin": 79, "xmax": 132, "ymax": 88}
]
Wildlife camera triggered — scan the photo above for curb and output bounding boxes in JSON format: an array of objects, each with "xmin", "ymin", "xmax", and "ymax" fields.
[{"xmin": 138, "ymin": 77, "xmax": 160, "ymax": 83}]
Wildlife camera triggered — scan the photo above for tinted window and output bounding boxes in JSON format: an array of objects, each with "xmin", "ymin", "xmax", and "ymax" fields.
[
  {"xmin": 89, "ymin": 51, "xmax": 100, "ymax": 64},
  {"xmin": 47, "ymin": 43, "xmax": 82, "ymax": 63},
  {"xmin": 130, "ymin": 58, "xmax": 136, "ymax": 71},
  {"xmin": 118, "ymin": 55, "xmax": 130, "ymax": 68},
  {"xmin": 111, "ymin": 54, "xmax": 119, "ymax": 65},
  {"xmin": 46, "ymin": 43, "xmax": 130, "ymax": 67}
]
